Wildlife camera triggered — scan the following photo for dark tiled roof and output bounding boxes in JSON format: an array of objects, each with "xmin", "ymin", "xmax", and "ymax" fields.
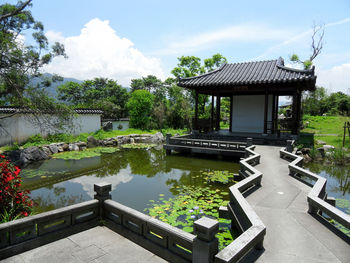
[
  {"xmin": 178, "ymin": 57, "xmax": 316, "ymax": 88},
  {"xmin": 0, "ymin": 107, "xmax": 103, "ymax": 115}
]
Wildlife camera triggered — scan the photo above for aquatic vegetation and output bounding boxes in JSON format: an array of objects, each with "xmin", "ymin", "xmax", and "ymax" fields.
[
  {"xmin": 121, "ymin": 143, "xmax": 156, "ymax": 149},
  {"xmin": 202, "ymin": 170, "xmax": 237, "ymax": 184},
  {"xmin": 52, "ymin": 147, "xmax": 119, "ymax": 160},
  {"xmin": 145, "ymin": 184, "xmax": 235, "ymax": 250}
]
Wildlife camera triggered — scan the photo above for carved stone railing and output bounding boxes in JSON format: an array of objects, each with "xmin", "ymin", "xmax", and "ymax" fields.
[
  {"xmin": 215, "ymin": 144, "xmax": 266, "ymax": 262},
  {"xmin": 0, "ymin": 199, "xmax": 99, "ymax": 259},
  {"xmin": 280, "ymin": 140, "xmax": 350, "ymax": 233}
]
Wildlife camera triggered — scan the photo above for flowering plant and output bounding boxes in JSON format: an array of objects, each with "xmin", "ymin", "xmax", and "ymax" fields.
[{"xmin": 0, "ymin": 155, "xmax": 32, "ymax": 222}]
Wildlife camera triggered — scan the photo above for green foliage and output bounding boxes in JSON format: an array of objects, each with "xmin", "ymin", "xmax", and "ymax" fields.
[
  {"xmin": 202, "ymin": 170, "xmax": 237, "ymax": 184},
  {"xmin": 121, "ymin": 143, "xmax": 156, "ymax": 149},
  {"xmin": 0, "ymin": 1, "xmax": 71, "ymax": 132},
  {"xmin": 327, "ymin": 148, "xmax": 349, "ymax": 165},
  {"xmin": 127, "ymin": 90, "xmax": 154, "ymax": 129},
  {"xmin": 145, "ymin": 183, "xmax": 234, "ymax": 250},
  {"xmin": 57, "ymin": 78, "xmax": 129, "ymax": 119},
  {"xmin": 52, "ymin": 147, "xmax": 119, "ymax": 160}
]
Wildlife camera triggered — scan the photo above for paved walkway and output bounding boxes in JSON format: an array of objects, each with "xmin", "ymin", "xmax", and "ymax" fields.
[
  {"xmin": 1, "ymin": 226, "xmax": 166, "ymax": 263},
  {"xmin": 245, "ymin": 145, "xmax": 349, "ymax": 263}
]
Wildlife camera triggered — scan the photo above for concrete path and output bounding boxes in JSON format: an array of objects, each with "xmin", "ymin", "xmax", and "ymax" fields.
[
  {"xmin": 1, "ymin": 226, "xmax": 166, "ymax": 263},
  {"xmin": 245, "ymin": 145, "xmax": 349, "ymax": 263}
]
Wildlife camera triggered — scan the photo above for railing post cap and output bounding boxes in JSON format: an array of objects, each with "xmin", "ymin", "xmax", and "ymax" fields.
[
  {"xmin": 194, "ymin": 216, "xmax": 219, "ymax": 241},
  {"xmin": 94, "ymin": 182, "xmax": 112, "ymax": 195}
]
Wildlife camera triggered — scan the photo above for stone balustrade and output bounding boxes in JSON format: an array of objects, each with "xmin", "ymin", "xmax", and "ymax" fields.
[
  {"xmin": 215, "ymin": 143, "xmax": 266, "ymax": 263},
  {"xmin": 280, "ymin": 140, "xmax": 350, "ymax": 233}
]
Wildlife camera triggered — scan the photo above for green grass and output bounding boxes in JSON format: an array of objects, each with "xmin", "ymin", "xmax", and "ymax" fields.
[
  {"xmin": 301, "ymin": 115, "xmax": 350, "ymax": 147},
  {"xmin": 52, "ymin": 147, "xmax": 119, "ymax": 160}
]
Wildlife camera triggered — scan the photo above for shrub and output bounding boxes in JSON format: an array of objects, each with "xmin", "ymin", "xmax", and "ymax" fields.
[{"xmin": 0, "ymin": 155, "xmax": 33, "ymax": 222}]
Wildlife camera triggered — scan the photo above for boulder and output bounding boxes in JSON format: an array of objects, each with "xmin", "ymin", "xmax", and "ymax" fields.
[
  {"xmin": 316, "ymin": 140, "xmax": 327, "ymax": 145},
  {"xmin": 303, "ymin": 154, "xmax": 312, "ymax": 162},
  {"xmin": 42, "ymin": 146, "xmax": 51, "ymax": 156},
  {"xmin": 301, "ymin": 148, "xmax": 311, "ymax": 155},
  {"xmin": 69, "ymin": 143, "xmax": 79, "ymax": 151},
  {"xmin": 62, "ymin": 143, "xmax": 69, "ymax": 151},
  {"xmin": 150, "ymin": 132, "xmax": 165, "ymax": 143},
  {"xmin": 317, "ymin": 147, "xmax": 325, "ymax": 158},
  {"xmin": 76, "ymin": 141, "xmax": 87, "ymax": 148},
  {"xmin": 129, "ymin": 138, "xmax": 135, "ymax": 144},
  {"xmin": 57, "ymin": 146, "xmax": 64, "ymax": 152},
  {"xmin": 19, "ymin": 146, "xmax": 49, "ymax": 166},
  {"xmin": 48, "ymin": 143, "xmax": 59, "ymax": 154},
  {"xmin": 323, "ymin": 145, "xmax": 335, "ymax": 152},
  {"xmin": 117, "ymin": 136, "xmax": 130, "ymax": 145},
  {"xmin": 102, "ymin": 121, "xmax": 113, "ymax": 131},
  {"xmin": 87, "ymin": 136, "xmax": 99, "ymax": 148}
]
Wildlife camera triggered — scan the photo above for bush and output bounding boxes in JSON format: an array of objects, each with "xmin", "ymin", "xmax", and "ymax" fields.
[{"xmin": 0, "ymin": 155, "xmax": 33, "ymax": 222}]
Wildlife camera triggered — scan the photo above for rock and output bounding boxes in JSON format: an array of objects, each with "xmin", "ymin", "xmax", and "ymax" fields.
[
  {"xmin": 316, "ymin": 140, "xmax": 327, "ymax": 145},
  {"xmin": 104, "ymin": 140, "xmax": 114, "ymax": 146},
  {"xmin": 42, "ymin": 146, "xmax": 51, "ymax": 156},
  {"xmin": 301, "ymin": 148, "xmax": 311, "ymax": 155},
  {"xmin": 129, "ymin": 138, "xmax": 135, "ymax": 144},
  {"xmin": 19, "ymin": 146, "xmax": 49, "ymax": 166},
  {"xmin": 117, "ymin": 136, "xmax": 130, "ymax": 145},
  {"xmin": 317, "ymin": 147, "xmax": 325, "ymax": 158},
  {"xmin": 69, "ymin": 143, "xmax": 79, "ymax": 151},
  {"xmin": 87, "ymin": 136, "xmax": 98, "ymax": 148},
  {"xmin": 76, "ymin": 141, "xmax": 87, "ymax": 148},
  {"xmin": 6, "ymin": 150, "xmax": 21, "ymax": 165},
  {"xmin": 102, "ymin": 121, "xmax": 113, "ymax": 131},
  {"xmin": 48, "ymin": 144, "xmax": 59, "ymax": 154},
  {"xmin": 62, "ymin": 143, "xmax": 69, "ymax": 151},
  {"xmin": 150, "ymin": 132, "xmax": 165, "ymax": 143},
  {"xmin": 57, "ymin": 146, "xmax": 64, "ymax": 152},
  {"xmin": 303, "ymin": 154, "xmax": 312, "ymax": 162},
  {"xmin": 323, "ymin": 145, "xmax": 335, "ymax": 152}
]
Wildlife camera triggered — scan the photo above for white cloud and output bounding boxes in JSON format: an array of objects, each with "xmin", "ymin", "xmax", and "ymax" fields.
[
  {"xmin": 43, "ymin": 18, "xmax": 165, "ymax": 86},
  {"xmin": 69, "ymin": 166, "xmax": 134, "ymax": 198},
  {"xmin": 316, "ymin": 63, "xmax": 350, "ymax": 95},
  {"xmin": 153, "ymin": 23, "xmax": 293, "ymax": 56}
]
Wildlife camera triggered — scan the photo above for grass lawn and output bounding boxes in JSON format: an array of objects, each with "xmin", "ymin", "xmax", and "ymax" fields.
[{"xmin": 301, "ymin": 115, "xmax": 350, "ymax": 147}]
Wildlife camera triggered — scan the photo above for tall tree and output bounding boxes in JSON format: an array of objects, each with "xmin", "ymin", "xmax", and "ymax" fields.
[
  {"xmin": 127, "ymin": 90, "xmax": 154, "ymax": 129},
  {"xmin": 0, "ymin": 0, "xmax": 70, "ymax": 132}
]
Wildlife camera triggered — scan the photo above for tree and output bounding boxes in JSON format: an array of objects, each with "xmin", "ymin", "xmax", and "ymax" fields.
[
  {"xmin": 127, "ymin": 90, "xmax": 154, "ymax": 129},
  {"xmin": 290, "ymin": 24, "xmax": 325, "ymax": 69},
  {"xmin": 0, "ymin": 0, "xmax": 71, "ymax": 132},
  {"xmin": 57, "ymin": 78, "xmax": 129, "ymax": 119}
]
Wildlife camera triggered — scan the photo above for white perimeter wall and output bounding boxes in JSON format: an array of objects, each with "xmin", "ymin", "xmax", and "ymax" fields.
[
  {"xmin": 231, "ymin": 95, "xmax": 273, "ymax": 133},
  {"xmin": 0, "ymin": 114, "xmax": 101, "ymax": 146}
]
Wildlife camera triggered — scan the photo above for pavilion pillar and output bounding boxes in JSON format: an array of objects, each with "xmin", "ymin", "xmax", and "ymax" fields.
[
  {"xmin": 274, "ymin": 95, "xmax": 279, "ymax": 133},
  {"xmin": 292, "ymin": 90, "xmax": 302, "ymax": 135},
  {"xmin": 194, "ymin": 89, "xmax": 199, "ymax": 130},
  {"xmin": 263, "ymin": 92, "xmax": 268, "ymax": 134},
  {"xmin": 216, "ymin": 95, "xmax": 221, "ymax": 131},
  {"xmin": 229, "ymin": 95, "xmax": 233, "ymax": 132},
  {"xmin": 272, "ymin": 95, "xmax": 276, "ymax": 133},
  {"xmin": 210, "ymin": 95, "xmax": 214, "ymax": 131}
]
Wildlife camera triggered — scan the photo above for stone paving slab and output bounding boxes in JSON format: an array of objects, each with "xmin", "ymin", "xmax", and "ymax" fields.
[
  {"xmin": 1, "ymin": 226, "xmax": 167, "ymax": 263},
  {"xmin": 248, "ymin": 146, "xmax": 350, "ymax": 263}
]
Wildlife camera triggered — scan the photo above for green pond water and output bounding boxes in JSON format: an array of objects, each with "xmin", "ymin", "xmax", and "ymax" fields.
[{"xmin": 21, "ymin": 146, "xmax": 241, "ymax": 249}]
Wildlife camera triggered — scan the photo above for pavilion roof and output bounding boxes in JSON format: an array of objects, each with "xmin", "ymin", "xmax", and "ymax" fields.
[{"xmin": 178, "ymin": 57, "xmax": 316, "ymax": 91}]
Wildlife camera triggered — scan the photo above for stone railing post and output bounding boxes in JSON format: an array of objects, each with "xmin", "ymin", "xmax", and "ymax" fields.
[
  {"xmin": 94, "ymin": 182, "xmax": 112, "ymax": 217},
  {"xmin": 246, "ymin": 137, "xmax": 253, "ymax": 147},
  {"xmin": 286, "ymin": 140, "xmax": 293, "ymax": 153},
  {"xmin": 193, "ymin": 217, "xmax": 219, "ymax": 263}
]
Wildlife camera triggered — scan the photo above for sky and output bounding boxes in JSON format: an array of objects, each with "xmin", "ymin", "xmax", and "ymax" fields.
[{"xmin": 17, "ymin": 0, "xmax": 350, "ymax": 93}]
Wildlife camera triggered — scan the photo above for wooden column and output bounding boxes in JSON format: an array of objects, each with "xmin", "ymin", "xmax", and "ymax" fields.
[
  {"xmin": 295, "ymin": 90, "xmax": 302, "ymax": 134},
  {"xmin": 272, "ymin": 95, "xmax": 276, "ymax": 133},
  {"xmin": 263, "ymin": 92, "xmax": 268, "ymax": 134},
  {"xmin": 210, "ymin": 95, "xmax": 214, "ymax": 131},
  {"xmin": 291, "ymin": 91, "xmax": 301, "ymax": 135},
  {"xmin": 274, "ymin": 95, "xmax": 279, "ymax": 133},
  {"xmin": 229, "ymin": 95, "xmax": 233, "ymax": 132},
  {"xmin": 216, "ymin": 95, "xmax": 221, "ymax": 131},
  {"xmin": 194, "ymin": 89, "xmax": 199, "ymax": 130}
]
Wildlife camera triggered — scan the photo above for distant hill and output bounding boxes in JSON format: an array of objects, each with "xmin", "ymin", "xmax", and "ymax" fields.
[{"xmin": 30, "ymin": 73, "xmax": 130, "ymax": 100}]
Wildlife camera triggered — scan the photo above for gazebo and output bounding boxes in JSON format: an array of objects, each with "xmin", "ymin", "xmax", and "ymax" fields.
[{"xmin": 178, "ymin": 57, "xmax": 316, "ymax": 136}]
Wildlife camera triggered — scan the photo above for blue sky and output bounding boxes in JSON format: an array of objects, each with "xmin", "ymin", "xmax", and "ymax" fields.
[{"xmin": 21, "ymin": 0, "xmax": 350, "ymax": 93}]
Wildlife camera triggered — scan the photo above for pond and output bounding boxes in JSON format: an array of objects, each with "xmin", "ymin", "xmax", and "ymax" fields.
[
  {"xmin": 21, "ymin": 146, "xmax": 240, "ymax": 249},
  {"xmin": 304, "ymin": 162, "xmax": 350, "ymax": 235}
]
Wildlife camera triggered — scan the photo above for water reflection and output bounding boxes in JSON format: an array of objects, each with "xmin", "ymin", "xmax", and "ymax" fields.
[
  {"xmin": 22, "ymin": 148, "xmax": 240, "ymax": 213},
  {"xmin": 305, "ymin": 162, "xmax": 350, "ymax": 199}
]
